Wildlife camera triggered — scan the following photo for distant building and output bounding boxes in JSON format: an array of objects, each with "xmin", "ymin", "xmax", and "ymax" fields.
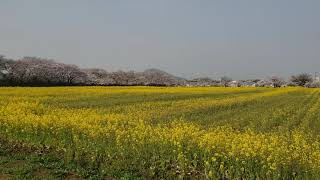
[
  {"xmin": 228, "ymin": 80, "xmax": 239, "ymax": 87},
  {"xmin": 240, "ymin": 81, "xmax": 258, "ymax": 87},
  {"xmin": 257, "ymin": 79, "xmax": 274, "ymax": 87}
]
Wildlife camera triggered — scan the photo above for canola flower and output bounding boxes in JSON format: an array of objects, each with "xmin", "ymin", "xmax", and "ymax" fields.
[{"xmin": 0, "ymin": 86, "xmax": 320, "ymax": 179}]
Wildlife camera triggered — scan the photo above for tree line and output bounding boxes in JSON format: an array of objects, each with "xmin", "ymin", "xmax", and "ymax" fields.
[
  {"xmin": 0, "ymin": 55, "xmax": 318, "ymax": 87},
  {"xmin": 0, "ymin": 56, "xmax": 182, "ymax": 86}
]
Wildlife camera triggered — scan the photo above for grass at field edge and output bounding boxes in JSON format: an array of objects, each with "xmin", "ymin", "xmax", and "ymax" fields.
[{"xmin": 0, "ymin": 138, "xmax": 140, "ymax": 180}]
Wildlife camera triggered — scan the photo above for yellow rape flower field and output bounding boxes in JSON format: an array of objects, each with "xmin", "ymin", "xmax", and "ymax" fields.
[{"xmin": 1, "ymin": 86, "xmax": 320, "ymax": 179}]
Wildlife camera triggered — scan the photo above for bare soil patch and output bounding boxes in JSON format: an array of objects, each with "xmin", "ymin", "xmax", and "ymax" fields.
[
  {"xmin": 3, "ymin": 160, "xmax": 26, "ymax": 169},
  {"xmin": 0, "ymin": 173, "xmax": 13, "ymax": 180},
  {"xmin": 33, "ymin": 167, "xmax": 52, "ymax": 178}
]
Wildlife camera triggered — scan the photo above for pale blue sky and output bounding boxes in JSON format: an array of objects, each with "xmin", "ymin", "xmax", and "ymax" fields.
[{"xmin": 1, "ymin": 0, "xmax": 320, "ymax": 79}]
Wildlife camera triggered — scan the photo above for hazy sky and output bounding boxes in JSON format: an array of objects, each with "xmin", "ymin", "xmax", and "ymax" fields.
[{"xmin": 1, "ymin": 0, "xmax": 320, "ymax": 79}]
